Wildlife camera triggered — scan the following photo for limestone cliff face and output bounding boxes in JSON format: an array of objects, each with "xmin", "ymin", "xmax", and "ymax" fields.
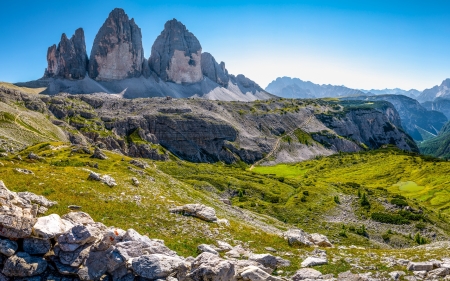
[
  {"xmin": 316, "ymin": 103, "xmax": 418, "ymax": 152},
  {"xmin": 44, "ymin": 28, "xmax": 88, "ymax": 80},
  {"xmin": 149, "ymin": 19, "xmax": 203, "ymax": 84},
  {"xmin": 88, "ymin": 8, "xmax": 144, "ymax": 81}
]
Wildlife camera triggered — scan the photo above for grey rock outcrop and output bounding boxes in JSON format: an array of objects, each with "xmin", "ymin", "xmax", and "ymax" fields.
[
  {"xmin": 170, "ymin": 204, "xmax": 218, "ymax": 222},
  {"xmin": 44, "ymin": 28, "xmax": 88, "ymax": 80},
  {"xmin": 2, "ymin": 252, "xmax": 47, "ymax": 277},
  {"xmin": 0, "ymin": 239, "xmax": 17, "ymax": 257},
  {"xmin": 23, "ymin": 238, "xmax": 52, "ymax": 255},
  {"xmin": 89, "ymin": 8, "xmax": 144, "ymax": 81},
  {"xmin": 292, "ymin": 268, "xmax": 323, "ymax": 280},
  {"xmin": 201, "ymin": 52, "xmax": 229, "ymax": 87},
  {"xmin": 149, "ymin": 19, "xmax": 203, "ymax": 84},
  {"xmin": 131, "ymin": 254, "xmax": 184, "ymax": 279},
  {"xmin": 0, "ymin": 180, "xmax": 37, "ymax": 238}
]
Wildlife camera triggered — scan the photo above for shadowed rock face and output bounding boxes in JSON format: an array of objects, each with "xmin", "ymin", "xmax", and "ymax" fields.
[
  {"xmin": 89, "ymin": 8, "xmax": 144, "ymax": 81},
  {"xmin": 44, "ymin": 28, "xmax": 88, "ymax": 80},
  {"xmin": 149, "ymin": 19, "xmax": 203, "ymax": 84},
  {"xmin": 201, "ymin": 52, "xmax": 229, "ymax": 87}
]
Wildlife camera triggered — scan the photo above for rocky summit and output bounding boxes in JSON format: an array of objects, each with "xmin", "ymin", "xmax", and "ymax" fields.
[
  {"xmin": 149, "ymin": 19, "xmax": 203, "ymax": 84},
  {"xmin": 89, "ymin": 8, "xmax": 144, "ymax": 81},
  {"xmin": 18, "ymin": 8, "xmax": 271, "ymax": 101},
  {"xmin": 44, "ymin": 28, "xmax": 88, "ymax": 80}
]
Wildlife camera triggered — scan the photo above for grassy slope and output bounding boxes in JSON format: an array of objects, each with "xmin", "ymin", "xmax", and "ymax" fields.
[
  {"xmin": 0, "ymin": 82, "xmax": 45, "ymax": 95},
  {"xmin": 0, "ymin": 101, "xmax": 67, "ymax": 151},
  {"xmin": 0, "ymin": 143, "xmax": 449, "ymax": 277}
]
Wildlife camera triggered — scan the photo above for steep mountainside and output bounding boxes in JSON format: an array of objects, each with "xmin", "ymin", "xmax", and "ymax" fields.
[
  {"xmin": 0, "ymin": 85, "xmax": 417, "ymax": 164},
  {"xmin": 422, "ymin": 97, "xmax": 450, "ymax": 119},
  {"xmin": 419, "ymin": 121, "xmax": 450, "ymax": 159},
  {"xmin": 417, "ymin": 78, "xmax": 450, "ymax": 102},
  {"xmin": 17, "ymin": 9, "xmax": 271, "ymax": 101},
  {"xmin": 0, "ymin": 85, "xmax": 68, "ymax": 152},
  {"xmin": 265, "ymin": 77, "xmax": 366, "ymax": 98},
  {"xmin": 345, "ymin": 95, "xmax": 448, "ymax": 141}
]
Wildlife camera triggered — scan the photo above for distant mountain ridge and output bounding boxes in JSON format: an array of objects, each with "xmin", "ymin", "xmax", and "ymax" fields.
[
  {"xmin": 17, "ymin": 8, "xmax": 271, "ymax": 101},
  {"xmin": 265, "ymin": 77, "xmax": 450, "ymax": 104},
  {"xmin": 360, "ymin": 88, "xmax": 420, "ymax": 98},
  {"xmin": 417, "ymin": 78, "xmax": 450, "ymax": 102},
  {"xmin": 265, "ymin": 77, "xmax": 367, "ymax": 99}
]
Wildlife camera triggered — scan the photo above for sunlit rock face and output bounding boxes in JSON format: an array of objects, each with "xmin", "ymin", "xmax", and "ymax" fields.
[
  {"xmin": 149, "ymin": 19, "xmax": 203, "ymax": 84},
  {"xmin": 88, "ymin": 8, "xmax": 144, "ymax": 81},
  {"xmin": 44, "ymin": 28, "xmax": 88, "ymax": 80}
]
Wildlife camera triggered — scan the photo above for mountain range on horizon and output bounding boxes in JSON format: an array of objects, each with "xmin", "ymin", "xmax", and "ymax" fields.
[
  {"xmin": 265, "ymin": 76, "xmax": 450, "ymax": 102},
  {"xmin": 17, "ymin": 8, "xmax": 271, "ymax": 101}
]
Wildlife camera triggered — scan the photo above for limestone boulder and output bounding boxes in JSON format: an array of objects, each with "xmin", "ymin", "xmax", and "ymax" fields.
[
  {"xmin": 170, "ymin": 204, "xmax": 217, "ymax": 222},
  {"xmin": 23, "ymin": 238, "xmax": 52, "ymax": 255},
  {"xmin": 188, "ymin": 252, "xmax": 236, "ymax": 281},
  {"xmin": 301, "ymin": 257, "xmax": 328, "ymax": 267},
  {"xmin": 32, "ymin": 214, "xmax": 74, "ymax": 239},
  {"xmin": 309, "ymin": 233, "xmax": 333, "ymax": 247},
  {"xmin": 18, "ymin": 191, "xmax": 57, "ymax": 208},
  {"xmin": 239, "ymin": 266, "xmax": 282, "ymax": 281},
  {"xmin": 283, "ymin": 229, "xmax": 314, "ymax": 247},
  {"xmin": 292, "ymin": 268, "xmax": 323, "ymax": 280},
  {"xmin": 131, "ymin": 254, "xmax": 184, "ymax": 279},
  {"xmin": 0, "ymin": 181, "xmax": 37, "ymax": 238},
  {"xmin": 407, "ymin": 262, "xmax": 434, "ymax": 272},
  {"xmin": 0, "ymin": 239, "xmax": 17, "ymax": 257},
  {"xmin": 198, "ymin": 244, "xmax": 219, "ymax": 255},
  {"xmin": 62, "ymin": 211, "xmax": 95, "ymax": 225},
  {"xmin": 57, "ymin": 224, "xmax": 101, "ymax": 251},
  {"xmin": 2, "ymin": 252, "xmax": 47, "ymax": 277}
]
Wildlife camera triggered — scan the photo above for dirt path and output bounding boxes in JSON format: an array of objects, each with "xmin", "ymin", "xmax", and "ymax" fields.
[{"xmin": 250, "ymin": 114, "xmax": 314, "ymax": 170}]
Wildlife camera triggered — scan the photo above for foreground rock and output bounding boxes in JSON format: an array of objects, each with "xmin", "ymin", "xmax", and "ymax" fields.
[
  {"xmin": 170, "ymin": 203, "xmax": 218, "ymax": 222},
  {"xmin": 88, "ymin": 171, "xmax": 117, "ymax": 187},
  {"xmin": 2, "ymin": 252, "xmax": 47, "ymax": 277},
  {"xmin": 284, "ymin": 229, "xmax": 333, "ymax": 248},
  {"xmin": 0, "ymin": 181, "xmax": 38, "ymax": 238},
  {"xmin": 292, "ymin": 268, "xmax": 323, "ymax": 280}
]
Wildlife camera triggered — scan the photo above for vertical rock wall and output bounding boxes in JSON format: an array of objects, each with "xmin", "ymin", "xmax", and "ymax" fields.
[{"xmin": 88, "ymin": 8, "xmax": 144, "ymax": 81}]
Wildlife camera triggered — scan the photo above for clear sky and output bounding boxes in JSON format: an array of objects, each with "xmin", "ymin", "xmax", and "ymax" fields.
[{"xmin": 1, "ymin": 0, "xmax": 450, "ymax": 91}]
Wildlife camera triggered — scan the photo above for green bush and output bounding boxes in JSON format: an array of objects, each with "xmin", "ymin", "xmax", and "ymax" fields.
[
  {"xmin": 415, "ymin": 222, "xmax": 426, "ymax": 230},
  {"xmin": 414, "ymin": 232, "xmax": 427, "ymax": 245},
  {"xmin": 391, "ymin": 198, "xmax": 408, "ymax": 207},
  {"xmin": 334, "ymin": 195, "xmax": 340, "ymax": 204},
  {"xmin": 398, "ymin": 210, "xmax": 423, "ymax": 221},
  {"xmin": 355, "ymin": 225, "xmax": 367, "ymax": 237},
  {"xmin": 371, "ymin": 212, "xmax": 410, "ymax": 225},
  {"xmin": 360, "ymin": 193, "xmax": 370, "ymax": 208}
]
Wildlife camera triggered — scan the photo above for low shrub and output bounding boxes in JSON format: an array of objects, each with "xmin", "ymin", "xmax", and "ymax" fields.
[{"xmin": 371, "ymin": 212, "xmax": 410, "ymax": 225}]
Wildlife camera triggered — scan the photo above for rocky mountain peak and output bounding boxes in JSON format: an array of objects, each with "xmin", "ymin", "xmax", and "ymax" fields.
[
  {"xmin": 149, "ymin": 18, "xmax": 203, "ymax": 84},
  {"xmin": 88, "ymin": 8, "xmax": 144, "ymax": 81},
  {"xmin": 201, "ymin": 52, "xmax": 229, "ymax": 87},
  {"xmin": 44, "ymin": 28, "xmax": 88, "ymax": 80}
]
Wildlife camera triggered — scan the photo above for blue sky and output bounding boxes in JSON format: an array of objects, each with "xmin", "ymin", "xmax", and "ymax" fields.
[{"xmin": 1, "ymin": 0, "xmax": 450, "ymax": 90}]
